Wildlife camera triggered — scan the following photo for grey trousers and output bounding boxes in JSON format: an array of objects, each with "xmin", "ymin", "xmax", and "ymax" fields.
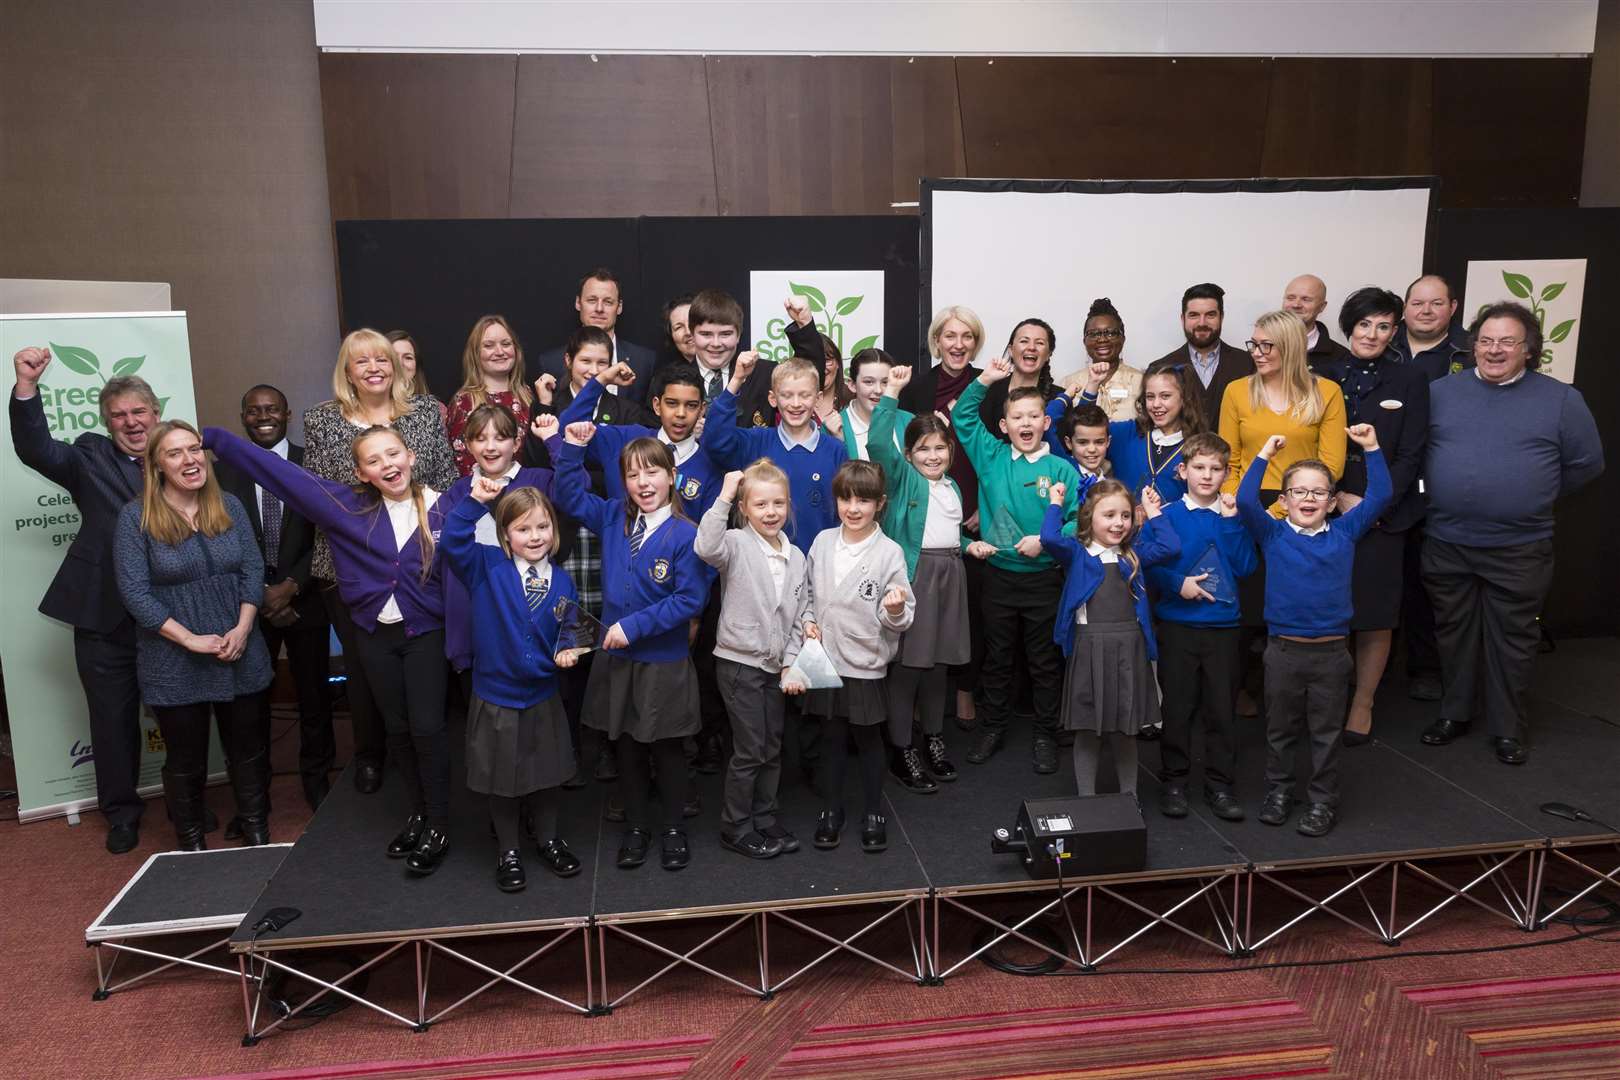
[
  {"xmin": 716, "ymin": 658, "xmax": 784, "ymax": 834},
  {"xmin": 1263, "ymin": 636, "xmax": 1351, "ymax": 808}
]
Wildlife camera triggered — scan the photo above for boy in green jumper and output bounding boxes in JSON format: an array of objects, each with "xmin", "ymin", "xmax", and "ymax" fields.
[{"xmin": 953, "ymin": 355, "xmax": 1081, "ymax": 772}]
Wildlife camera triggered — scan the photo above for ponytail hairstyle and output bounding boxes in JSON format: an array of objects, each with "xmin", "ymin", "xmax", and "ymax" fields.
[
  {"xmin": 492, "ymin": 486, "xmax": 559, "ymax": 559},
  {"xmin": 1075, "ymin": 478, "xmax": 1143, "ymax": 590},
  {"xmin": 139, "ymin": 420, "xmax": 233, "ymax": 546},
  {"xmin": 618, "ymin": 437, "xmax": 684, "ymax": 534},
  {"xmin": 350, "ymin": 426, "xmax": 436, "ymax": 583},
  {"xmin": 736, "ymin": 457, "xmax": 794, "ymax": 533}
]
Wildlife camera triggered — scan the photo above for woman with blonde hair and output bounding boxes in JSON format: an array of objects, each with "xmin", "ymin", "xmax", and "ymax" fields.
[
  {"xmin": 113, "ymin": 420, "xmax": 273, "ymax": 850},
  {"xmin": 302, "ymin": 328, "xmax": 456, "ymax": 795},
  {"xmin": 447, "ymin": 315, "xmax": 533, "ymax": 476}
]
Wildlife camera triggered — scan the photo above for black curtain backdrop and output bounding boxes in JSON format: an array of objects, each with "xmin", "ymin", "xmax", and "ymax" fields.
[{"xmin": 335, "ymin": 216, "xmax": 921, "ymax": 401}]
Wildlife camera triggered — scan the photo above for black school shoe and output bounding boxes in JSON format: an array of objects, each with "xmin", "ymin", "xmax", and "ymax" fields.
[
  {"xmin": 861, "ymin": 813, "xmax": 888, "ymax": 853},
  {"xmin": 387, "ymin": 813, "xmax": 428, "ymax": 858},
  {"xmin": 1296, "ymin": 803, "xmax": 1336, "ymax": 837},
  {"xmin": 1158, "ymin": 784, "xmax": 1189, "ymax": 818},
  {"xmin": 720, "ymin": 829, "xmax": 784, "ymax": 860},
  {"xmin": 1204, "ymin": 789, "xmax": 1245, "ymax": 822},
  {"xmin": 966, "ymin": 730, "xmax": 1002, "ymax": 764},
  {"xmin": 1257, "ymin": 792, "xmax": 1296, "ymax": 827},
  {"xmin": 814, "ymin": 810, "xmax": 845, "ymax": 849},
  {"xmin": 537, "ymin": 838, "xmax": 582, "ymax": 877},
  {"xmin": 1031, "ymin": 736, "xmax": 1059, "ymax": 775},
  {"xmin": 616, "ymin": 827, "xmax": 651, "ymax": 868},
  {"xmin": 924, "ymin": 734, "xmax": 957, "ymax": 781},
  {"xmin": 762, "ymin": 824, "xmax": 800, "ymax": 853},
  {"xmin": 105, "ymin": 822, "xmax": 140, "ymax": 855},
  {"xmin": 660, "ymin": 826, "xmax": 691, "ymax": 870},
  {"xmin": 496, "ymin": 849, "xmax": 526, "ymax": 892},
  {"xmin": 406, "ymin": 828, "xmax": 450, "ymax": 875},
  {"xmin": 892, "ymin": 747, "xmax": 938, "ymax": 794}
]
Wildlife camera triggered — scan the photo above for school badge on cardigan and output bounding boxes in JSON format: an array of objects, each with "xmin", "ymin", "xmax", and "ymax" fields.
[
  {"xmin": 681, "ymin": 477, "xmax": 701, "ymax": 500},
  {"xmin": 857, "ymin": 576, "xmax": 879, "ymax": 601},
  {"xmin": 1036, "ymin": 475, "xmax": 1052, "ymax": 499},
  {"xmin": 752, "ymin": 411, "xmax": 766, "ymax": 426},
  {"xmin": 650, "ymin": 558, "xmax": 670, "ymax": 582}
]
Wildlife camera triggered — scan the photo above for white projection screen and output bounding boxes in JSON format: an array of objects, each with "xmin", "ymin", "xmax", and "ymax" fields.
[{"xmin": 923, "ymin": 179, "xmax": 1434, "ymax": 382}]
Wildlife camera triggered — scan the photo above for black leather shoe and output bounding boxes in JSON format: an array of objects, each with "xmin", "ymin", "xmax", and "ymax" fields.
[
  {"xmin": 1341, "ymin": 729, "xmax": 1372, "ymax": 748},
  {"xmin": 224, "ymin": 816, "xmax": 244, "ymax": 842},
  {"xmin": 1031, "ymin": 736, "xmax": 1059, "ymax": 775},
  {"xmin": 387, "ymin": 813, "xmax": 428, "ymax": 858},
  {"xmin": 660, "ymin": 827, "xmax": 691, "ymax": 870},
  {"xmin": 694, "ymin": 734, "xmax": 724, "ymax": 775},
  {"xmin": 303, "ymin": 775, "xmax": 331, "ymax": 811},
  {"xmin": 761, "ymin": 824, "xmax": 800, "ymax": 853},
  {"xmin": 1258, "ymin": 792, "xmax": 1296, "ymax": 827},
  {"xmin": 1158, "ymin": 784, "xmax": 1189, "ymax": 818},
  {"xmin": 954, "ymin": 712, "xmax": 978, "ymax": 732},
  {"xmin": 605, "ymin": 796, "xmax": 626, "ymax": 823},
  {"xmin": 892, "ymin": 747, "xmax": 938, "ymax": 794},
  {"xmin": 496, "ymin": 849, "xmax": 526, "ymax": 892},
  {"xmin": 593, "ymin": 746, "xmax": 619, "ymax": 783},
  {"xmin": 537, "ymin": 838, "xmax": 582, "ymax": 877},
  {"xmin": 924, "ymin": 734, "xmax": 957, "ymax": 781},
  {"xmin": 105, "ymin": 822, "xmax": 140, "ymax": 855},
  {"xmin": 1407, "ymin": 673, "xmax": 1442, "ymax": 702},
  {"xmin": 721, "ymin": 829, "xmax": 784, "ymax": 860},
  {"xmin": 238, "ymin": 818, "xmax": 271, "ymax": 846},
  {"xmin": 1296, "ymin": 803, "xmax": 1336, "ymax": 837},
  {"xmin": 1493, "ymin": 737, "xmax": 1529, "ymax": 765},
  {"xmin": 355, "ymin": 761, "xmax": 383, "ymax": 794},
  {"xmin": 1204, "ymin": 789, "xmax": 1245, "ymax": 822},
  {"xmin": 683, "ymin": 790, "xmax": 703, "ymax": 819},
  {"xmin": 1421, "ymin": 718, "xmax": 1470, "ymax": 746},
  {"xmin": 861, "ymin": 813, "xmax": 888, "ymax": 853},
  {"xmin": 405, "ymin": 828, "xmax": 450, "ymax": 875},
  {"xmin": 966, "ymin": 729, "xmax": 1002, "ymax": 765},
  {"xmin": 1135, "ymin": 725, "xmax": 1162, "ymax": 742},
  {"xmin": 616, "ymin": 827, "xmax": 651, "ymax": 869},
  {"xmin": 814, "ymin": 810, "xmax": 844, "ymax": 849}
]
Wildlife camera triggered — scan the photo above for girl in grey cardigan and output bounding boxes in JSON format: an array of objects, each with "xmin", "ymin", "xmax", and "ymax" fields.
[
  {"xmin": 695, "ymin": 462, "xmax": 811, "ymax": 861},
  {"xmin": 783, "ymin": 461, "xmax": 914, "ymax": 854}
]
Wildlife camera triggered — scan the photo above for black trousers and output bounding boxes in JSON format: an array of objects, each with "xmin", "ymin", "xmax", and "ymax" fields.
[
  {"xmin": 1263, "ymin": 637, "xmax": 1351, "ymax": 807},
  {"xmin": 716, "ymin": 659, "xmax": 784, "ymax": 834},
  {"xmin": 1402, "ymin": 524, "xmax": 1441, "ymax": 676},
  {"xmin": 350, "ymin": 622, "xmax": 451, "ymax": 826},
  {"xmin": 258, "ymin": 599, "xmax": 334, "ymax": 788},
  {"xmin": 73, "ymin": 621, "xmax": 145, "ymax": 827},
  {"xmin": 323, "ymin": 585, "xmax": 386, "ymax": 767},
  {"xmin": 1422, "ymin": 537, "xmax": 1554, "ymax": 741},
  {"xmin": 1156, "ymin": 622, "xmax": 1242, "ymax": 790},
  {"xmin": 978, "ymin": 565, "xmax": 1064, "ymax": 739}
]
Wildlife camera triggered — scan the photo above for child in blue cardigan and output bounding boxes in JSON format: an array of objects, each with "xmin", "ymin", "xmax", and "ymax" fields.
[
  {"xmin": 1059, "ymin": 361, "xmax": 1209, "ymax": 503},
  {"xmin": 205, "ymin": 425, "xmax": 455, "ymax": 876},
  {"xmin": 443, "ymin": 480, "xmax": 582, "ymax": 892},
  {"xmin": 555, "ymin": 421, "xmax": 713, "ymax": 872},
  {"xmin": 1238, "ymin": 424, "xmax": 1389, "ymax": 838},
  {"xmin": 1040, "ymin": 478, "xmax": 1180, "ymax": 799}
]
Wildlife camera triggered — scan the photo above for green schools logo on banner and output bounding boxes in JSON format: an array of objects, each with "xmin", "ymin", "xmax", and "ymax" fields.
[
  {"xmin": 748, "ymin": 270, "xmax": 886, "ymax": 364},
  {"xmin": 35, "ymin": 343, "xmax": 169, "ymax": 436}
]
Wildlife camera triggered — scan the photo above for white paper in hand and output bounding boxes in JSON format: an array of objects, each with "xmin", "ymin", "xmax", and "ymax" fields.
[{"xmin": 785, "ymin": 638, "xmax": 844, "ymax": 690}]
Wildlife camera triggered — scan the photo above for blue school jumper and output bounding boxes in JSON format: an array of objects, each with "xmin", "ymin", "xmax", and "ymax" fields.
[
  {"xmin": 1039, "ymin": 505, "xmax": 1181, "ymax": 659},
  {"xmin": 438, "ymin": 466, "xmax": 553, "ymax": 671},
  {"xmin": 1144, "ymin": 500, "xmax": 1259, "ymax": 628},
  {"xmin": 702, "ymin": 387, "xmax": 846, "ymax": 553},
  {"xmin": 552, "ymin": 440, "xmax": 712, "ymax": 660},
  {"xmin": 558, "ymin": 378, "xmax": 724, "ymax": 520},
  {"xmin": 441, "ymin": 497, "xmax": 577, "ymax": 708}
]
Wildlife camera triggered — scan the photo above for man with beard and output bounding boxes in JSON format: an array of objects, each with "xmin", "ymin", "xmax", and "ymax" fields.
[
  {"xmin": 537, "ymin": 268, "xmax": 657, "ymax": 405},
  {"xmin": 1153, "ymin": 282, "xmax": 1254, "ymax": 422},
  {"xmin": 11, "ymin": 345, "xmax": 161, "ymax": 853},
  {"xmin": 213, "ymin": 384, "xmax": 335, "ymax": 812},
  {"xmin": 1283, "ymin": 274, "xmax": 1350, "ymax": 372}
]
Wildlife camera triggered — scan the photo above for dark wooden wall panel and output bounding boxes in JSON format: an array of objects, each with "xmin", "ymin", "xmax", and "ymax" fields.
[
  {"xmin": 318, "ymin": 53, "xmax": 516, "ymax": 219},
  {"xmin": 510, "ymin": 55, "xmax": 717, "ymax": 217},
  {"xmin": 955, "ymin": 58, "xmax": 1273, "ymax": 179},
  {"xmin": 1432, "ymin": 59, "xmax": 1590, "ymax": 207},
  {"xmin": 1260, "ymin": 59, "xmax": 1434, "ymax": 178}
]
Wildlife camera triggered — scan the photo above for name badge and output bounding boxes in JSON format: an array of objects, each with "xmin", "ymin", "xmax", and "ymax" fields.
[
  {"xmin": 1379, "ymin": 399, "xmax": 1403, "ymax": 410},
  {"xmin": 1108, "ymin": 387, "xmax": 1128, "ymax": 399}
]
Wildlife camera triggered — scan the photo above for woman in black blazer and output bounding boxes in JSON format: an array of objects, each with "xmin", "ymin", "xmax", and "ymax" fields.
[{"xmin": 1323, "ymin": 287, "xmax": 1431, "ymax": 744}]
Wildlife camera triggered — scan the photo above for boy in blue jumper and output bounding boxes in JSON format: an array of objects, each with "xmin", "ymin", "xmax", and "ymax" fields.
[
  {"xmin": 1145, "ymin": 432, "xmax": 1258, "ymax": 821},
  {"xmin": 1238, "ymin": 424, "xmax": 1389, "ymax": 837}
]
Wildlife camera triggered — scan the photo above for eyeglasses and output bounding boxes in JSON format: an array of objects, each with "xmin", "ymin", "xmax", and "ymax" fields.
[
  {"xmin": 1475, "ymin": 337, "xmax": 1522, "ymax": 351},
  {"xmin": 1083, "ymin": 329, "xmax": 1123, "ymax": 342},
  {"xmin": 1245, "ymin": 340, "xmax": 1276, "ymax": 356},
  {"xmin": 1285, "ymin": 487, "xmax": 1332, "ymax": 500}
]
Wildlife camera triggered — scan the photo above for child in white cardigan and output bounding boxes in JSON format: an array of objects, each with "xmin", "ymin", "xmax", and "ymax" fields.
[
  {"xmin": 785, "ymin": 460, "xmax": 914, "ymax": 854},
  {"xmin": 695, "ymin": 460, "xmax": 811, "ymax": 861}
]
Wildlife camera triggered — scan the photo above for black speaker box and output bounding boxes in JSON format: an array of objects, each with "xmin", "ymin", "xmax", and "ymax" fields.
[{"xmin": 1002, "ymin": 794, "xmax": 1146, "ymax": 879}]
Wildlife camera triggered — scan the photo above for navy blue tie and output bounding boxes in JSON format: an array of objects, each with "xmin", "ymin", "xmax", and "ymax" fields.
[{"xmin": 629, "ymin": 516, "xmax": 647, "ymax": 558}]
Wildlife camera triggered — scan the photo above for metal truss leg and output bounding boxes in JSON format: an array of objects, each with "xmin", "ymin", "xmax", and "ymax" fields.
[
  {"xmin": 420, "ymin": 929, "xmax": 591, "ymax": 1023},
  {"xmin": 89, "ymin": 935, "xmax": 245, "ymax": 997},
  {"xmin": 1393, "ymin": 850, "xmax": 1537, "ymax": 939},
  {"xmin": 1247, "ymin": 862, "xmax": 1397, "ymax": 951},
  {"xmin": 599, "ymin": 913, "xmax": 763, "ymax": 1010},
  {"xmin": 242, "ymin": 941, "xmax": 417, "ymax": 1041},
  {"xmin": 763, "ymin": 898, "xmax": 926, "ymax": 993},
  {"xmin": 1535, "ymin": 844, "xmax": 1620, "ymax": 928}
]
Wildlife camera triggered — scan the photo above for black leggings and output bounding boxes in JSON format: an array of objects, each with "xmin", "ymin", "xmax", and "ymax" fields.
[
  {"xmin": 489, "ymin": 788, "xmax": 561, "ymax": 852},
  {"xmin": 324, "ymin": 585, "xmax": 385, "ymax": 766},
  {"xmin": 821, "ymin": 717, "xmax": 885, "ymax": 818},
  {"xmin": 886, "ymin": 663, "xmax": 949, "ymax": 746},
  {"xmin": 617, "ymin": 736, "xmax": 687, "ymax": 831},
  {"xmin": 350, "ymin": 622, "xmax": 450, "ymax": 827}
]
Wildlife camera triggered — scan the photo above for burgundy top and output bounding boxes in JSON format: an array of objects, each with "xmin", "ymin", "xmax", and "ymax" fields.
[{"xmin": 447, "ymin": 389, "xmax": 532, "ymax": 476}]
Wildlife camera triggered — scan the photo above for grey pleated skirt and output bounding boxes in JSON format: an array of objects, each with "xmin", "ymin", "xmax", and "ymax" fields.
[
  {"xmin": 465, "ymin": 692, "xmax": 574, "ymax": 796},
  {"xmin": 810, "ymin": 675, "xmax": 888, "ymax": 727},
  {"xmin": 582, "ymin": 651, "xmax": 701, "ymax": 743},
  {"xmin": 897, "ymin": 548, "xmax": 972, "ymax": 670},
  {"xmin": 1060, "ymin": 619, "xmax": 1161, "ymax": 736}
]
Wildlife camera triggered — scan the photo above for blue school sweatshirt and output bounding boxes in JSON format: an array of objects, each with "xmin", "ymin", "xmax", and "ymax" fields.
[
  {"xmin": 553, "ymin": 439, "xmax": 712, "ymax": 661},
  {"xmin": 702, "ymin": 386, "xmax": 846, "ymax": 553},
  {"xmin": 559, "ymin": 378, "xmax": 724, "ymax": 520},
  {"xmin": 1236, "ymin": 448, "xmax": 1391, "ymax": 638},
  {"xmin": 438, "ymin": 466, "xmax": 553, "ymax": 671},
  {"xmin": 1040, "ymin": 505, "xmax": 1180, "ymax": 659},
  {"xmin": 1145, "ymin": 500, "xmax": 1259, "ymax": 628},
  {"xmin": 1056, "ymin": 391, "xmax": 1189, "ymax": 502},
  {"xmin": 441, "ymin": 497, "xmax": 577, "ymax": 709}
]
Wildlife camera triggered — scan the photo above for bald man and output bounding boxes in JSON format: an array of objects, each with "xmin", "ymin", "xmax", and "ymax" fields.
[{"xmin": 1283, "ymin": 274, "xmax": 1350, "ymax": 371}]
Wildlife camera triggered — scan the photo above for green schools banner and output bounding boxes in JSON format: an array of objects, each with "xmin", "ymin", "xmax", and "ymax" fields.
[{"xmin": 0, "ymin": 311, "xmax": 207, "ymax": 821}]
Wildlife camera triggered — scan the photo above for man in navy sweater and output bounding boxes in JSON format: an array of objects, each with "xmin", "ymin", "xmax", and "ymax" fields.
[{"xmin": 1419, "ymin": 303, "xmax": 1604, "ymax": 765}]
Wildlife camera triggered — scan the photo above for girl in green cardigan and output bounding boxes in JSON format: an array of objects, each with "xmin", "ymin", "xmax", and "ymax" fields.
[
  {"xmin": 827, "ymin": 349, "xmax": 914, "ymax": 462},
  {"xmin": 870, "ymin": 364, "xmax": 997, "ymax": 793}
]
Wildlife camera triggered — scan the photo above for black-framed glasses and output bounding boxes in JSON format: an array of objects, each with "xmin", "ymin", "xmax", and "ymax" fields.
[
  {"xmin": 1285, "ymin": 486, "xmax": 1332, "ymax": 500},
  {"xmin": 1245, "ymin": 339, "xmax": 1277, "ymax": 356},
  {"xmin": 1083, "ymin": 329, "xmax": 1123, "ymax": 342},
  {"xmin": 1474, "ymin": 337, "xmax": 1523, "ymax": 351}
]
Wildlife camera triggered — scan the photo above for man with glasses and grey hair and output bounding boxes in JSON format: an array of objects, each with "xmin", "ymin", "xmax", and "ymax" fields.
[{"xmin": 1417, "ymin": 303, "xmax": 1603, "ymax": 765}]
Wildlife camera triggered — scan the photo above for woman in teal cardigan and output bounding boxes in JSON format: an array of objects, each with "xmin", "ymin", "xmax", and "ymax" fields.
[{"xmin": 870, "ymin": 367, "xmax": 997, "ymax": 793}]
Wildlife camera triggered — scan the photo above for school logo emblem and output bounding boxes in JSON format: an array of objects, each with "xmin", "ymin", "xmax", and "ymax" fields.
[
  {"xmin": 681, "ymin": 477, "xmax": 701, "ymax": 500},
  {"xmin": 650, "ymin": 558, "xmax": 670, "ymax": 582},
  {"xmin": 752, "ymin": 411, "xmax": 767, "ymax": 427},
  {"xmin": 857, "ymin": 576, "xmax": 879, "ymax": 601},
  {"xmin": 1036, "ymin": 476, "xmax": 1052, "ymax": 498},
  {"xmin": 1449, "ymin": 361, "xmax": 1464, "ymax": 374}
]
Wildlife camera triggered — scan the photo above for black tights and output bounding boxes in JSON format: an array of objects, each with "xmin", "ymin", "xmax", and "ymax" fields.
[
  {"xmin": 617, "ymin": 736, "xmax": 687, "ymax": 831},
  {"xmin": 489, "ymin": 788, "xmax": 561, "ymax": 852},
  {"xmin": 886, "ymin": 663, "xmax": 948, "ymax": 747},
  {"xmin": 821, "ymin": 717, "xmax": 885, "ymax": 818}
]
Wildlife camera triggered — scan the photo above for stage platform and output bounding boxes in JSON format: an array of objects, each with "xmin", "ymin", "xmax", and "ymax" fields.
[{"xmin": 196, "ymin": 642, "xmax": 1619, "ymax": 1041}]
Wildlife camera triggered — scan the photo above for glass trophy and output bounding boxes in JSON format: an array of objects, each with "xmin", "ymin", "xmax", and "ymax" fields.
[
  {"xmin": 785, "ymin": 638, "xmax": 844, "ymax": 690},
  {"xmin": 1191, "ymin": 543, "xmax": 1237, "ymax": 606},
  {"xmin": 984, "ymin": 505, "xmax": 1025, "ymax": 552},
  {"xmin": 554, "ymin": 595, "xmax": 610, "ymax": 654}
]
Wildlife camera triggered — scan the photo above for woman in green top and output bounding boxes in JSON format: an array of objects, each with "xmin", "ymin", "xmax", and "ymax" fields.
[
  {"xmin": 870, "ymin": 364, "xmax": 998, "ymax": 793},
  {"xmin": 826, "ymin": 349, "xmax": 913, "ymax": 462}
]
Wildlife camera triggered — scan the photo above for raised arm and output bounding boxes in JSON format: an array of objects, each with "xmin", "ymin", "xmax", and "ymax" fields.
[
  {"xmin": 951, "ymin": 370, "xmax": 1006, "ymax": 475},
  {"xmin": 10, "ymin": 347, "xmax": 86, "ymax": 492},
  {"xmin": 1038, "ymin": 487, "xmax": 1081, "ymax": 567},
  {"xmin": 440, "ymin": 487, "xmax": 494, "ymax": 592},
  {"xmin": 1236, "ymin": 434, "xmax": 1282, "ymax": 542},
  {"xmin": 866, "ymin": 395, "xmax": 911, "ymax": 497},
  {"xmin": 203, "ymin": 427, "xmax": 356, "ymax": 530},
  {"xmin": 1134, "ymin": 512, "xmax": 1183, "ymax": 568},
  {"xmin": 1335, "ymin": 428, "xmax": 1392, "ymax": 542},
  {"xmin": 551, "ymin": 427, "xmax": 616, "ymax": 535},
  {"xmin": 694, "ymin": 473, "xmax": 742, "ymax": 568}
]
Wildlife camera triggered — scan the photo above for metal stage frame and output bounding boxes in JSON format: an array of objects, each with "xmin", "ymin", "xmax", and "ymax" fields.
[{"xmin": 1532, "ymin": 833, "xmax": 1620, "ymax": 931}]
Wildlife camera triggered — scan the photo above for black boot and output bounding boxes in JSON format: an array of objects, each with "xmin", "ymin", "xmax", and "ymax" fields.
[
  {"xmin": 230, "ymin": 748, "xmax": 272, "ymax": 847},
  {"xmin": 925, "ymin": 734, "xmax": 958, "ymax": 782},
  {"xmin": 163, "ymin": 770, "xmax": 207, "ymax": 852},
  {"xmin": 891, "ymin": 746, "xmax": 938, "ymax": 794}
]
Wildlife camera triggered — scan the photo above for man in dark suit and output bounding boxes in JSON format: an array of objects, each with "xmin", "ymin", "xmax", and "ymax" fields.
[
  {"xmin": 10, "ymin": 345, "xmax": 159, "ymax": 853},
  {"xmin": 1151, "ymin": 282, "xmax": 1254, "ymax": 423},
  {"xmin": 536, "ymin": 268, "xmax": 657, "ymax": 405},
  {"xmin": 212, "ymin": 384, "xmax": 334, "ymax": 813},
  {"xmin": 1284, "ymin": 274, "xmax": 1351, "ymax": 373}
]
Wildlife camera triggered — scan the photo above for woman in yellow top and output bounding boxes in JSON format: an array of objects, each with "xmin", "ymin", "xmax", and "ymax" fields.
[{"xmin": 1219, "ymin": 310, "xmax": 1347, "ymax": 514}]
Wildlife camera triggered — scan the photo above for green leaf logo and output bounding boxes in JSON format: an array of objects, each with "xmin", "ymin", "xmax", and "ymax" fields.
[
  {"xmin": 1501, "ymin": 271, "xmax": 1533, "ymax": 299},
  {"xmin": 1548, "ymin": 319, "xmax": 1575, "ymax": 344},
  {"xmin": 50, "ymin": 342, "xmax": 102, "ymax": 376},
  {"xmin": 789, "ymin": 282, "xmax": 828, "ymax": 312},
  {"xmin": 849, "ymin": 334, "xmax": 880, "ymax": 354},
  {"xmin": 157, "ymin": 396, "xmax": 171, "ymax": 416},
  {"xmin": 835, "ymin": 294, "xmax": 863, "ymax": 317},
  {"xmin": 112, "ymin": 355, "xmax": 146, "ymax": 377},
  {"xmin": 1540, "ymin": 282, "xmax": 1566, "ymax": 302}
]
